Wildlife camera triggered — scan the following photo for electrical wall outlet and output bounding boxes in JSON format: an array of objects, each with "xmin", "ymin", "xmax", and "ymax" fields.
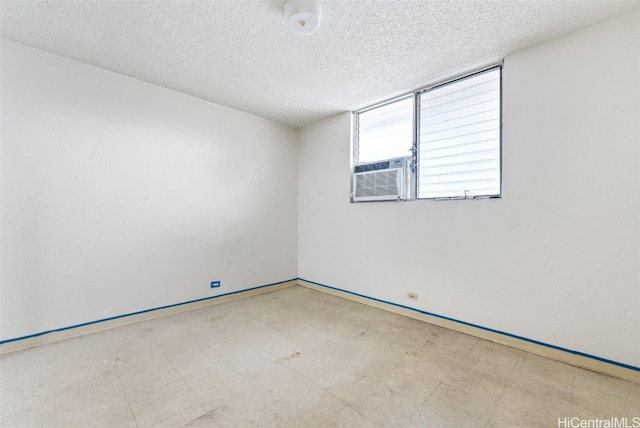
[
  {"xmin": 407, "ymin": 292, "xmax": 418, "ymax": 301},
  {"xmin": 210, "ymin": 281, "xmax": 221, "ymax": 288}
]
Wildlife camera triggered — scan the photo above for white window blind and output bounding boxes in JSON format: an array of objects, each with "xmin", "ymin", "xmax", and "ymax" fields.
[
  {"xmin": 356, "ymin": 96, "xmax": 413, "ymax": 163},
  {"xmin": 418, "ymin": 68, "xmax": 501, "ymax": 199}
]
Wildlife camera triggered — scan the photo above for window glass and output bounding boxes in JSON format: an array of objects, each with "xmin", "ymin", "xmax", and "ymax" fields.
[
  {"xmin": 356, "ymin": 96, "xmax": 413, "ymax": 163},
  {"xmin": 418, "ymin": 68, "xmax": 501, "ymax": 199},
  {"xmin": 353, "ymin": 65, "xmax": 502, "ymax": 202}
]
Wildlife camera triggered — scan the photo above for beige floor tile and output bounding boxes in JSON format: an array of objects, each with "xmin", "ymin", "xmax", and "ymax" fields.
[
  {"xmin": 512, "ymin": 352, "xmax": 575, "ymax": 393},
  {"xmin": 242, "ymin": 364, "xmax": 313, "ymax": 409},
  {"xmin": 223, "ymin": 406, "xmax": 286, "ymax": 428},
  {"xmin": 443, "ymin": 364, "xmax": 510, "ymax": 404},
  {"xmin": 57, "ymin": 401, "xmax": 137, "ymax": 428},
  {"xmin": 333, "ymin": 334, "xmax": 404, "ymax": 380},
  {"xmin": 123, "ymin": 369, "xmax": 201, "ymax": 427},
  {"xmin": 312, "ymin": 316, "xmax": 371, "ymax": 340},
  {"xmin": 284, "ymin": 338, "xmax": 365, "ymax": 390},
  {"xmin": 264, "ymin": 314, "xmax": 337, "ymax": 353},
  {"xmin": 259, "ymin": 310, "xmax": 308, "ymax": 332},
  {"xmin": 102, "ymin": 323, "xmax": 159, "ymax": 353},
  {"xmin": 329, "ymin": 367, "xmax": 427, "ymax": 426},
  {"xmin": 459, "ymin": 338, "xmax": 523, "ymax": 373},
  {"xmin": 108, "ymin": 341, "xmax": 171, "ymax": 377},
  {"xmin": 317, "ymin": 405, "xmax": 382, "ymax": 428},
  {"xmin": 1, "ymin": 286, "xmax": 638, "ymax": 428},
  {"xmin": 182, "ymin": 362, "xmax": 247, "ymax": 408},
  {"xmin": 426, "ymin": 326, "xmax": 479, "ymax": 357},
  {"xmin": 337, "ymin": 306, "xmax": 411, "ymax": 338},
  {"xmin": 269, "ymin": 381, "xmax": 345, "ymax": 428},
  {"xmin": 300, "ymin": 361, "xmax": 360, "ymax": 392},
  {"xmin": 487, "ymin": 405, "xmax": 548, "ymax": 428},
  {"xmin": 497, "ymin": 375, "xmax": 573, "ymax": 426},
  {"xmin": 55, "ymin": 349, "xmax": 121, "ymax": 390},
  {"xmin": 1, "ymin": 406, "xmax": 57, "ymax": 428},
  {"xmin": 116, "ymin": 354, "xmax": 178, "ymax": 390},
  {"xmin": 55, "ymin": 334, "xmax": 111, "ymax": 364},
  {"xmin": 396, "ymin": 344, "xmax": 458, "ymax": 381},
  {"xmin": 385, "ymin": 318, "xmax": 450, "ymax": 351},
  {"xmin": 407, "ymin": 383, "xmax": 496, "ymax": 428},
  {"xmin": 327, "ymin": 375, "xmax": 382, "ymax": 407},
  {"xmin": 347, "ymin": 380, "xmax": 425, "ymax": 427},
  {"xmin": 377, "ymin": 364, "xmax": 442, "ymax": 403},
  {"xmin": 148, "ymin": 404, "xmax": 219, "ymax": 428},
  {"xmin": 207, "ymin": 382, "xmax": 274, "ymax": 427},
  {"xmin": 571, "ymin": 368, "xmax": 640, "ymax": 417},
  {"xmin": 0, "ymin": 378, "xmax": 57, "ymax": 427},
  {"xmin": 161, "ymin": 337, "xmax": 223, "ymax": 378},
  {"xmin": 0, "ymin": 343, "xmax": 59, "ymax": 388},
  {"xmin": 55, "ymin": 374, "xmax": 126, "ymax": 424}
]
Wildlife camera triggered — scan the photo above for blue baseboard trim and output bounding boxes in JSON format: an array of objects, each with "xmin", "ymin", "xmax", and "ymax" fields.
[
  {"xmin": 0, "ymin": 278, "xmax": 296, "ymax": 346},
  {"xmin": 298, "ymin": 277, "xmax": 640, "ymax": 373}
]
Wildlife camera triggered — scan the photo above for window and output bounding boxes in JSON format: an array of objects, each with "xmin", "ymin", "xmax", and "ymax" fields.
[
  {"xmin": 356, "ymin": 96, "xmax": 414, "ymax": 163},
  {"xmin": 354, "ymin": 65, "xmax": 502, "ymax": 200}
]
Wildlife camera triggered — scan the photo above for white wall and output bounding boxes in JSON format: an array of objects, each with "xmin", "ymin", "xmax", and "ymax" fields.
[
  {"xmin": 298, "ymin": 11, "xmax": 640, "ymax": 367},
  {"xmin": 1, "ymin": 40, "xmax": 298, "ymax": 342}
]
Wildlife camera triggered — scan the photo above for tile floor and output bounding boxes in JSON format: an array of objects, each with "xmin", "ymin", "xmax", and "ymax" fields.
[{"xmin": 1, "ymin": 285, "xmax": 638, "ymax": 427}]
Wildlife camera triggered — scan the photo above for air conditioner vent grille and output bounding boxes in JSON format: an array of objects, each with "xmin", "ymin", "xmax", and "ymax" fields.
[
  {"xmin": 352, "ymin": 157, "xmax": 408, "ymax": 202},
  {"xmin": 355, "ymin": 170, "xmax": 399, "ymax": 198}
]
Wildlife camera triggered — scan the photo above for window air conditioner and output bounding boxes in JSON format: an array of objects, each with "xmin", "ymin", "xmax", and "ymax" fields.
[{"xmin": 352, "ymin": 157, "xmax": 408, "ymax": 202}]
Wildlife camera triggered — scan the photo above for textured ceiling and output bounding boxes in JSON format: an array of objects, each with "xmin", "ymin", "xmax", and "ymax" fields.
[{"xmin": 2, "ymin": 0, "xmax": 639, "ymax": 128}]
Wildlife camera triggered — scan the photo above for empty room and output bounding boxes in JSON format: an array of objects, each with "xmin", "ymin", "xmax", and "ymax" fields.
[{"xmin": 1, "ymin": 0, "xmax": 639, "ymax": 427}]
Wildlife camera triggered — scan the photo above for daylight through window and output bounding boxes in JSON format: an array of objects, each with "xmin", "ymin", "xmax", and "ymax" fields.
[{"xmin": 354, "ymin": 65, "xmax": 502, "ymax": 201}]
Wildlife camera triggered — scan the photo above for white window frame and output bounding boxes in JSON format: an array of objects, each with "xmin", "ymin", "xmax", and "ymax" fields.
[{"xmin": 353, "ymin": 64, "xmax": 502, "ymax": 202}]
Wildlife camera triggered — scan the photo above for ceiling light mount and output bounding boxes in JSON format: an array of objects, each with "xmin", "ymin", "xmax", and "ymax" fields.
[{"xmin": 285, "ymin": 0, "xmax": 322, "ymax": 35}]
